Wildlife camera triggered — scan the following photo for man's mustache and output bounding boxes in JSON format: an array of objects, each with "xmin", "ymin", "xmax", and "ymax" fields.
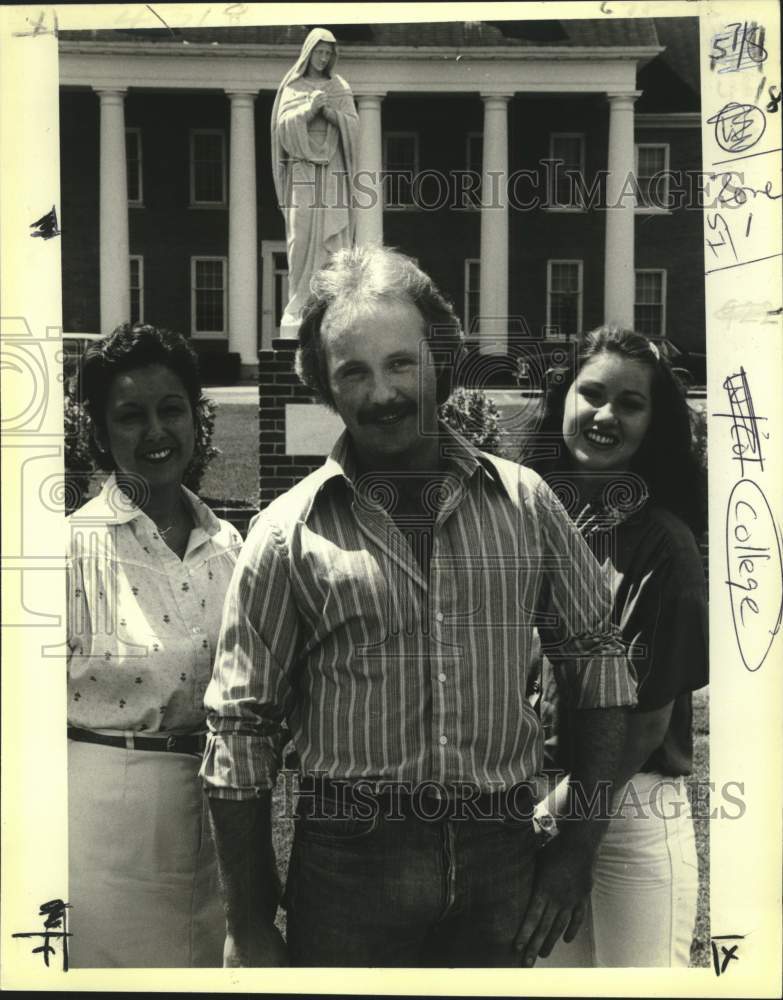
[{"xmin": 358, "ymin": 401, "xmax": 417, "ymax": 425}]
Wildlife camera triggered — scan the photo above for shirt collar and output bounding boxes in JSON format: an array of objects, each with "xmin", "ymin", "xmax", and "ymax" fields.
[
  {"xmin": 311, "ymin": 421, "xmax": 507, "ymax": 508},
  {"xmin": 74, "ymin": 473, "xmax": 221, "ymax": 537}
]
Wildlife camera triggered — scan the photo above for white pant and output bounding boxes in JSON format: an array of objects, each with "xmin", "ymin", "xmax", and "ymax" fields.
[{"xmin": 539, "ymin": 772, "xmax": 699, "ymax": 968}]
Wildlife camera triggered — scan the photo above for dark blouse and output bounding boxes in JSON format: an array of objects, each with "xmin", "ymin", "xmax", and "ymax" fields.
[{"xmin": 535, "ymin": 502, "xmax": 708, "ymax": 777}]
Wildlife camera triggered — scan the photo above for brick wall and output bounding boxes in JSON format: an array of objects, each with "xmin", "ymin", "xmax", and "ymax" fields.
[
  {"xmin": 60, "ymin": 91, "xmax": 100, "ymax": 333},
  {"xmin": 258, "ymin": 340, "xmax": 328, "ymax": 509}
]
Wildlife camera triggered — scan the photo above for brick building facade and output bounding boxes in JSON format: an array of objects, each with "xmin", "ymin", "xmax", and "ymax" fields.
[
  {"xmin": 58, "ymin": 17, "xmax": 704, "ymax": 508},
  {"xmin": 60, "ymin": 18, "xmax": 703, "ymax": 355}
]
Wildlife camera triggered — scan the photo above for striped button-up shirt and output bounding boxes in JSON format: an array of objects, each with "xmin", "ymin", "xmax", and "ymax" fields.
[{"xmin": 201, "ymin": 427, "xmax": 636, "ymax": 799}]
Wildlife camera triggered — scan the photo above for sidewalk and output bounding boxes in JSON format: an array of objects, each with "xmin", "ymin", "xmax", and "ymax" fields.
[
  {"xmin": 204, "ymin": 385, "xmax": 258, "ymax": 404},
  {"xmin": 205, "ymin": 384, "xmax": 706, "ymax": 411}
]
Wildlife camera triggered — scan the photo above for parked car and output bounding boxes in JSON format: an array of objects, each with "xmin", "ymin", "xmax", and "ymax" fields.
[
  {"xmin": 651, "ymin": 337, "xmax": 706, "ymax": 389},
  {"xmin": 462, "ymin": 334, "xmax": 705, "ymax": 392}
]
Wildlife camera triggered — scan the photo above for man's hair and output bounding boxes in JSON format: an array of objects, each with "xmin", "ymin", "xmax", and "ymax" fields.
[
  {"xmin": 295, "ymin": 244, "xmax": 465, "ymax": 408},
  {"xmin": 526, "ymin": 324, "xmax": 706, "ymax": 535},
  {"xmin": 79, "ymin": 322, "xmax": 207, "ymax": 472}
]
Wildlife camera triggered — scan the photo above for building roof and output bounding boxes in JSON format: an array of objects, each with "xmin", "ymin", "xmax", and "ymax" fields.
[
  {"xmin": 60, "ymin": 18, "xmax": 660, "ymax": 49},
  {"xmin": 653, "ymin": 17, "xmax": 700, "ymax": 95},
  {"xmin": 60, "ymin": 18, "xmax": 699, "ymax": 105}
]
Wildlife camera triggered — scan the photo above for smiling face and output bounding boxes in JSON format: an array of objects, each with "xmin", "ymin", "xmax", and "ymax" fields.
[
  {"xmin": 562, "ymin": 351, "xmax": 653, "ymax": 473},
  {"xmin": 307, "ymin": 41, "xmax": 334, "ymax": 77},
  {"xmin": 95, "ymin": 363, "xmax": 196, "ymax": 497},
  {"xmin": 323, "ymin": 297, "xmax": 440, "ymax": 471}
]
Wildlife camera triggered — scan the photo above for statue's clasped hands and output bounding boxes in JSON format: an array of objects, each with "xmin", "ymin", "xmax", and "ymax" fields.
[
  {"xmin": 310, "ymin": 90, "xmax": 328, "ymax": 112},
  {"xmin": 310, "ymin": 90, "xmax": 338, "ymax": 124}
]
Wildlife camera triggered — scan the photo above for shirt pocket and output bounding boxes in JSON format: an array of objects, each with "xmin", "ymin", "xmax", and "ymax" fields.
[{"xmin": 295, "ymin": 541, "xmax": 406, "ymax": 651}]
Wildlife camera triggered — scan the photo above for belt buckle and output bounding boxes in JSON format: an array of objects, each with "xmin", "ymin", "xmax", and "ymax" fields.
[{"xmin": 166, "ymin": 736, "xmax": 176, "ymax": 752}]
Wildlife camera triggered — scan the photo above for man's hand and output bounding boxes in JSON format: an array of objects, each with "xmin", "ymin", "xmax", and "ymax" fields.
[
  {"xmin": 514, "ymin": 707, "xmax": 628, "ymax": 965},
  {"xmin": 224, "ymin": 922, "xmax": 289, "ymax": 967},
  {"xmin": 514, "ymin": 832, "xmax": 593, "ymax": 966}
]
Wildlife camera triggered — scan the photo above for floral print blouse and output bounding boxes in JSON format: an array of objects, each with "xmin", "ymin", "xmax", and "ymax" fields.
[{"xmin": 67, "ymin": 475, "xmax": 243, "ymax": 735}]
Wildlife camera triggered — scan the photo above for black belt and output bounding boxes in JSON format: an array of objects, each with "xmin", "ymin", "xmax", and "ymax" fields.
[
  {"xmin": 296, "ymin": 776, "xmax": 535, "ymax": 823},
  {"xmin": 67, "ymin": 726, "xmax": 206, "ymax": 757}
]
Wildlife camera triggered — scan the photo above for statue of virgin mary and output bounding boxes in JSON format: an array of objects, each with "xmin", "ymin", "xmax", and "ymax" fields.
[{"xmin": 271, "ymin": 28, "xmax": 359, "ymax": 337}]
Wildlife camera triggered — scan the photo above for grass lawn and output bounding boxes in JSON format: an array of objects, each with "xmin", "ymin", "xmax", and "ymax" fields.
[
  {"xmin": 199, "ymin": 402, "xmax": 259, "ymax": 506},
  {"xmin": 688, "ymin": 685, "xmax": 710, "ymax": 967}
]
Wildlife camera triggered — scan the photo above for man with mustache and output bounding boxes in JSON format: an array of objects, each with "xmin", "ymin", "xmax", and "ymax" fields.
[{"xmin": 200, "ymin": 245, "xmax": 637, "ymax": 968}]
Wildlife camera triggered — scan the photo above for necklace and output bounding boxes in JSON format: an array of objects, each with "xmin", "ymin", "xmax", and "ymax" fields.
[{"xmin": 152, "ymin": 498, "xmax": 189, "ymax": 539}]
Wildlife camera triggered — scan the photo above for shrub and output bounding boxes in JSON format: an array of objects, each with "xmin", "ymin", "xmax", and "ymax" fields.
[
  {"xmin": 690, "ymin": 401, "xmax": 708, "ymax": 475},
  {"xmin": 440, "ymin": 387, "xmax": 502, "ymax": 456},
  {"xmin": 64, "ymin": 394, "xmax": 94, "ymax": 514},
  {"xmin": 186, "ymin": 396, "xmax": 221, "ymax": 494}
]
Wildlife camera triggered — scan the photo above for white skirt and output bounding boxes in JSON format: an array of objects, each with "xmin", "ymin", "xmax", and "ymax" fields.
[{"xmin": 68, "ymin": 739, "xmax": 225, "ymax": 967}]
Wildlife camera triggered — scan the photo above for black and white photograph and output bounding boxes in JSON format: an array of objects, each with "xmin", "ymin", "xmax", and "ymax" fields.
[{"xmin": 1, "ymin": 2, "xmax": 781, "ymax": 994}]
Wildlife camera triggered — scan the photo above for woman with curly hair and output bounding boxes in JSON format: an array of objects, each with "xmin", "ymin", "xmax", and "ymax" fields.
[
  {"xmin": 66, "ymin": 323, "xmax": 242, "ymax": 967},
  {"xmin": 525, "ymin": 325, "xmax": 708, "ymax": 967}
]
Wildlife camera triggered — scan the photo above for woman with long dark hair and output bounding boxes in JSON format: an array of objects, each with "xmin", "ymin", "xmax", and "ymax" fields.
[{"xmin": 526, "ymin": 325, "xmax": 708, "ymax": 967}]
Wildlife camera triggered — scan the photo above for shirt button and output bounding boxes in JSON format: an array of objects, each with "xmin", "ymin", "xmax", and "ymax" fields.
[
  {"xmin": 435, "ymin": 611, "xmax": 444, "ymax": 623},
  {"xmin": 439, "ymin": 735, "xmax": 448, "ymax": 746},
  {"xmin": 437, "ymin": 672, "xmax": 447, "ymax": 683}
]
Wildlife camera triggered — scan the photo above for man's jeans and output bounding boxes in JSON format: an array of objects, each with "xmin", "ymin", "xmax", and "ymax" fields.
[{"xmin": 285, "ymin": 794, "xmax": 538, "ymax": 967}]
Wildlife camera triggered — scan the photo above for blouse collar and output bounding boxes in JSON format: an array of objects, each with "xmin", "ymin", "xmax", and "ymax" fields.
[{"xmin": 73, "ymin": 473, "xmax": 222, "ymax": 538}]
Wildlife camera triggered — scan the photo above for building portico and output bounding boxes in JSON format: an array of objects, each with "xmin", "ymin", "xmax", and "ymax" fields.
[{"xmin": 61, "ymin": 36, "xmax": 659, "ymax": 362}]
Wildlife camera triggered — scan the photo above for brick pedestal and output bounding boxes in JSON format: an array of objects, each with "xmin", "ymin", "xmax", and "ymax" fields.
[{"xmin": 257, "ymin": 340, "xmax": 339, "ymax": 509}]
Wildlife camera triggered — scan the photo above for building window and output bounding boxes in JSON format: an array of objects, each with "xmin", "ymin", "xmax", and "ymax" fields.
[
  {"xmin": 261, "ymin": 240, "xmax": 289, "ymax": 348},
  {"xmin": 191, "ymin": 257, "xmax": 227, "ymax": 336},
  {"xmin": 462, "ymin": 132, "xmax": 483, "ymax": 209},
  {"xmin": 464, "ymin": 259, "xmax": 480, "ymax": 335},
  {"xmin": 126, "ymin": 128, "xmax": 142, "ymax": 205},
  {"xmin": 466, "ymin": 132, "xmax": 483, "ymax": 173},
  {"xmin": 273, "ymin": 253, "xmax": 289, "ymax": 332},
  {"xmin": 129, "ymin": 255, "xmax": 144, "ymax": 324},
  {"xmin": 635, "ymin": 143, "xmax": 670, "ymax": 209},
  {"xmin": 383, "ymin": 132, "xmax": 419, "ymax": 208},
  {"xmin": 546, "ymin": 260, "xmax": 583, "ymax": 337},
  {"xmin": 549, "ymin": 133, "xmax": 585, "ymax": 209},
  {"xmin": 634, "ymin": 270, "xmax": 667, "ymax": 336},
  {"xmin": 190, "ymin": 130, "xmax": 226, "ymax": 206}
]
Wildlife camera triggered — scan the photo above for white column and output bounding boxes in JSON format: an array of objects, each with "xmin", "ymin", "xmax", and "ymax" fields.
[
  {"xmin": 226, "ymin": 90, "xmax": 258, "ymax": 370},
  {"xmin": 355, "ymin": 93, "xmax": 385, "ymax": 246},
  {"xmin": 96, "ymin": 89, "xmax": 130, "ymax": 334},
  {"xmin": 478, "ymin": 93, "xmax": 512, "ymax": 354},
  {"xmin": 604, "ymin": 92, "xmax": 639, "ymax": 327}
]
